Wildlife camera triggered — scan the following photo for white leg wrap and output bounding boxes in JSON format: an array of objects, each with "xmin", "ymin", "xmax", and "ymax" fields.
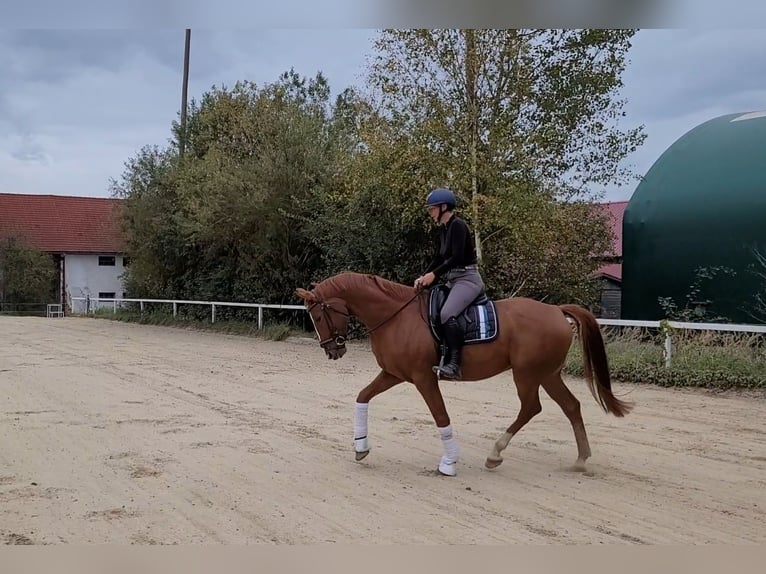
[
  {"xmin": 438, "ymin": 424, "xmax": 459, "ymax": 476},
  {"xmin": 354, "ymin": 402, "xmax": 369, "ymax": 452}
]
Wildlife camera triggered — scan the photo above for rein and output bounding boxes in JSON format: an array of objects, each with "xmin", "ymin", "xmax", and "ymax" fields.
[
  {"xmin": 363, "ymin": 291, "xmax": 422, "ymax": 335},
  {"xmin": 308, "ymin": 289, "xmax": 423, "ymax": 347}
]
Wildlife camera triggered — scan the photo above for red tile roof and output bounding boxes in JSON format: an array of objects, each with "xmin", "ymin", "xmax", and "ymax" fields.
[
  {"xmin": 597, "ymin": 263, "xmax": 622, "ymax": 281},
  {"xmin": 0, "ymin": 193, "xmax": 125, "ymax": 254},
  {"xmin": 595, "ymin": 200, "xmax": 628, "ymax": 281}
]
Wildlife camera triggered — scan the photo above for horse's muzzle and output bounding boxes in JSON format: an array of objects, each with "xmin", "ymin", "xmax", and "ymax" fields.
[
  {"xmin": 327, "ymin": 346, "xmax": 347, "ymax": 360},
  {"xmin": 322, "ymin": 336, "xmax": 347, "ymax": 360}
]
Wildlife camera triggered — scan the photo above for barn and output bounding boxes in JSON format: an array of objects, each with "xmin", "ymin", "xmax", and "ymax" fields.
[
  {"xmin": 594, "ymin": 200, "xmax": 628, "ymax": 319},
  {"xmin": 621, "ymin": 110, "xmax": 766, "ymax": 324},
  {"xmin": 0, "ymin": 193, "xmax": 127, "ymax": 314}
]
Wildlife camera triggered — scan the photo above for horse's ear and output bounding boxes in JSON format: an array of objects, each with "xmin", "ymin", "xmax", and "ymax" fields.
[{"xmin": 295, "ymin": 288, "xmax": 316, "ymax": 302}]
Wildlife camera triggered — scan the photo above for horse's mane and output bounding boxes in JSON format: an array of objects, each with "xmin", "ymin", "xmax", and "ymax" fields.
[{"xmin": 314, "ymin": 271, "xmax": 415, "ymax": 301}]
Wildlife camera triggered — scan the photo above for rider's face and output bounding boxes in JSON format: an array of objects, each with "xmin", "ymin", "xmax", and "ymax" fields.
[{"xmin": 427, "ymin": 205, "xmax": 441, "ymax": 222}]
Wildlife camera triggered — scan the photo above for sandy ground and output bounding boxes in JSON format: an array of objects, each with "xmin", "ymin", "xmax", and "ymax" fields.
[{"xmin": 0, "ymin": 315, "xmax": 764, "ymax": 545}]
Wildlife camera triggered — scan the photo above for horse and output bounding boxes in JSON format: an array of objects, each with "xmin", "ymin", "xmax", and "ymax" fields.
[{"xmin": 294, "ymin": 271, "xmax": 633, "ymax": 477}]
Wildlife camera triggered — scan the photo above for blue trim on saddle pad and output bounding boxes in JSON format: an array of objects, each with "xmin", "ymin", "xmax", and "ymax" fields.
[{"xmin": 428, "ymin": 285, "xmax": 499, "ymax": 345}]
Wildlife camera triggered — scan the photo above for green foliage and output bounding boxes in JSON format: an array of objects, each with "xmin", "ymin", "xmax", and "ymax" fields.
[
  {"xmin": 111, "ymin": 70, "xmax": 334, "ymax": 303},
  {"xmin": 747, "ymin": 246, "xmax": 766, "ymax": 322},
  {"xmin": 480, "ymin": 192, "xmax": 613, "ymax": 301},
  {"xmin": 0, "ymin": 237, "xmax": 57, "ymax": 313},
  {"xmin": 368, "ymin": 29, "xmax": 646, "ymax": 194},
  {"xmin": 658, "ymin": 265, "xmax": 736, "ymax": 323},
  {"xmin": 364, "ymin": 29, "xmax": 643, "ymax": 301}
]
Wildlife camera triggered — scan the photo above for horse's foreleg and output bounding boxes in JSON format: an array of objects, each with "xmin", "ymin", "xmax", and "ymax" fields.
[
  {"xmin": 414, "ymin": 376, "xmax": 460, "ymax": 477},
  {"xmin": 354, "ymin": 370, "xmax": 403, "ymax": 461}
]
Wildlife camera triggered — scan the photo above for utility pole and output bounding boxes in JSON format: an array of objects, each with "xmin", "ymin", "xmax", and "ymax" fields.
[
  {"xmin": 179, "ymin": 28, "xmax": 191, "ymax": 156},
  {"xmin": 464, "ymin": 29, "xmax": 482, "ymax": 264}
]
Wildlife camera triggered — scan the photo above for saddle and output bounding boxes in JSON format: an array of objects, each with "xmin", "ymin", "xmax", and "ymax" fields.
[{"xmin": 427, "ymin": 284, "xmax": 499, "ymax": 346}]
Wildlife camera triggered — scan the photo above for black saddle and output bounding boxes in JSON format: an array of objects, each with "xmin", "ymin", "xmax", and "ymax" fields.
[{"xmin": 427, "ymin": 284, "xmax": 499, "ymax": 346}]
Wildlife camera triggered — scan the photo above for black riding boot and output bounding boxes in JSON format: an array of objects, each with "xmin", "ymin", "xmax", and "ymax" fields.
[{"xmin": 436, "ymin": 317, "xmax": 464, "ymax": 380}]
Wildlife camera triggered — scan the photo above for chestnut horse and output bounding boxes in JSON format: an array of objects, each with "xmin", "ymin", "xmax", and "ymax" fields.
[{"xmin": 295, "ymin": 271, "xmax": 633, "ymax": 477}]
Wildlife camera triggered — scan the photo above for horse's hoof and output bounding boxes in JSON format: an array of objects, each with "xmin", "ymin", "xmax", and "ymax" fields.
[
  {"xmin": 571, "ymin": 460, "xmax": 587, "ymax": 472},
  {"xmin": 484, "ymin": 457, "xmax": 503, "ymax": 469},
  {"xmin": 438, "ymin": 461, "xmax": 457, "ymax": 477},
  {"xmin": 354, "ymin": 437, "xmax": 369, "ymax": 461}
]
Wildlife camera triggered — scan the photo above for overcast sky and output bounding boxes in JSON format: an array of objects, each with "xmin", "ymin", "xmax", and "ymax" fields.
[{"xmin": 1, "ymin": 28, "xmax": 765, "ymax": 203}]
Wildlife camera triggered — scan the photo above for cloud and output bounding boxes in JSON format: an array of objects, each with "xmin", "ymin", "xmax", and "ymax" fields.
[
  {"xmin": 1, "ymin": 27, "xmax": 765, "ymax": 205},
  {"xmin": 621, "ymin": 30, "xmax": 766, "ymax": 122},
  {"xmin": 0, "ymin": 29, "xmax": 375, "ymax": 197},
  {"xmin": 8, "ymin": 135, "xmax": 48, "ymax": 164}
]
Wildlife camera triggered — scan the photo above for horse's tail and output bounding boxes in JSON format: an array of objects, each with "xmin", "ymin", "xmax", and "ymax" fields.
[{"xmin": 559, "ymin": 304, "xmax": 634, "ymax": 418}]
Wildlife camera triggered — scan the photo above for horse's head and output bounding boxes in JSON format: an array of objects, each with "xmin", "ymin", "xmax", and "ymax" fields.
[{"xmin": 295, "ymin": 287, "xmax": 350, "ymax": 360}]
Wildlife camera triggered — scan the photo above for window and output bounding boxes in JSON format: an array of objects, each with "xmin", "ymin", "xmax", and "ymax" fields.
[
  {"xmin": 98, "ymin": 256, "xmax": 116, "ymax": 266},
  {"xmin": 123, "ymin": 256, "xmax": 130, "ymax": 266},
  {"xmin": 98, "ymin": 292, "xmax": 116, "ymax": 299}
]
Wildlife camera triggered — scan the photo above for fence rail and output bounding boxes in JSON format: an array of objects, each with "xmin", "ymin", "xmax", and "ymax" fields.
[
  {"xmin": 70, "ymin": 296, "xmax": 305, "ymax": 330},
  {"xmin": 0, "ymin": 302, "xmax": 50, "ymax": 317},
  {"xmin": 69, "ymin": 296, "xmax": 766, "ymax": 368},
  {"xmin": 598, "ymin": 318, "xmax": 766, "ymax": 334}
]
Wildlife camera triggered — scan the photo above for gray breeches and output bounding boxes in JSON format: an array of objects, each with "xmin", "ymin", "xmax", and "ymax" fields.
[{"xmin": 440, "ymin": 267, "xmax": 485, "ymax": 323}]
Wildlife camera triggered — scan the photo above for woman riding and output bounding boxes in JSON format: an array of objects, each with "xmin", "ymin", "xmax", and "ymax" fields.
[{"xmin": 414, "ymin": 187, "xmax": 485, "ymax": 380}]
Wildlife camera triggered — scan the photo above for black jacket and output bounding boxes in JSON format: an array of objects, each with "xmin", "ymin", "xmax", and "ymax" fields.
[{"xmin": 425, "ymin": 215, "xmax": 478, "ymax": 279}]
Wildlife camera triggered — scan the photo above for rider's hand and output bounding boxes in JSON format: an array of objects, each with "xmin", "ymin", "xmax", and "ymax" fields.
[{"xmin": 415, "ymin": 272, "xmax": 435, "ymax": 290}]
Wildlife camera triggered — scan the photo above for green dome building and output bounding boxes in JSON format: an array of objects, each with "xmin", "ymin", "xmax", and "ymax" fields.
[{"xmin": 622, "ymin": 110, "xmax": 766, "ymax": 324}]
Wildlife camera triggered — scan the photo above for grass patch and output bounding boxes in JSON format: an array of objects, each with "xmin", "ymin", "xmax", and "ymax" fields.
[
  {"xmin": 86, "ymin": 307, "xmax": 305, "ymax": 342},
  {"xmin": 564, "ymin": 326, "xmax": 766, "ymax": 390}
]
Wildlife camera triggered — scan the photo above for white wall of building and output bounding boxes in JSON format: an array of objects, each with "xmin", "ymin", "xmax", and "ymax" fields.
[{"xmin": 65, "ymin": 253, "xmax": 127, "ymax": 312}]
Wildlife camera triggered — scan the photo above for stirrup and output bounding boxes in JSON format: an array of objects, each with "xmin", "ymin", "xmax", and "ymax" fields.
[{"xmin": 433, "ymin": 363, "xmax": 462, "ymax": 380}]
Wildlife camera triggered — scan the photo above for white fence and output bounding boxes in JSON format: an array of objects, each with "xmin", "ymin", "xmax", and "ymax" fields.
[
  {"xmin": 70, "ymin": 296, "xmax": 305, "ymax": 330},
  {"xmin": 69, "ymin": 296, "xmax": 766, "ymax": 368},
  {"xmin": 597, "ymin": 318, "xmax": 766, "ymax": 368}
]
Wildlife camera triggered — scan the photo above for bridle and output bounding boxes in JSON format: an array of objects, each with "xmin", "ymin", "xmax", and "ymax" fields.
[
  {"xmin": 307, "ymin": 299, "xmax": 350, "ymax": 350},
  {"xmin": 306, "ymin": 290, "xmax": 422, "ymax": 351}
]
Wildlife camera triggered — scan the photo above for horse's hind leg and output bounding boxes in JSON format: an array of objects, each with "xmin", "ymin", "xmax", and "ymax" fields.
[
  {"xmin": 540, "ymin": 371, "xmax": 591, "ymax": 471},
  {"xmin": 353, "ymin": 370, "xmax": 403, "ymax": 461},
  {"xmin": 485, "ymin": 373, "xmax": 542, "ymax": 469}
]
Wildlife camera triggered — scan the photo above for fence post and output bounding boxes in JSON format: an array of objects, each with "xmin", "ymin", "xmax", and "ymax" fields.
[
  {"xmin": 140, "ymin": 301, "xmax": 145, "ymax": 314},
  {"xmin": 258, "ymin": 307, "xmax": 263, "ymax": 329},
  {"xmin": 113, "ymin": 300, "xmax": 117, "ymax": 313},
  {"xmin": 173, "ymin": 302, "xmax": 177, "ymax": 317},
  {"xmin": 664, "ymin": 333, "xmax": 673, "ymax": 368},
  {"xmin": 660, "ymin": 320, "xmax": 673, "ymax": 368},
  {"xmin": 211, "ymin": 304, "xmax": 216, "ymax": 323}
]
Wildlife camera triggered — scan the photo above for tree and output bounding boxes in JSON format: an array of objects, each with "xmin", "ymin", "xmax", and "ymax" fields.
[
  {"xmin": 366, "ymin": 29, "xmax": 646, "ymax": 278},
  {"xmin": 109, "ymin": 144, "xmax": 185, "ymax": 299},
  {"xmin": 111, "ymin": 70, "xmax": 338, "ymax": 305},
  {"xmin": 0, "ymin": 237, "xmax": 57, "ymax": 311}
]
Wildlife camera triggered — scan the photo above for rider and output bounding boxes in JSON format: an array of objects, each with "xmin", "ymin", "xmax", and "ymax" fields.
[{"xmin": 414, "ymin": 188, "xmax": 485, "ymax": 380}]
